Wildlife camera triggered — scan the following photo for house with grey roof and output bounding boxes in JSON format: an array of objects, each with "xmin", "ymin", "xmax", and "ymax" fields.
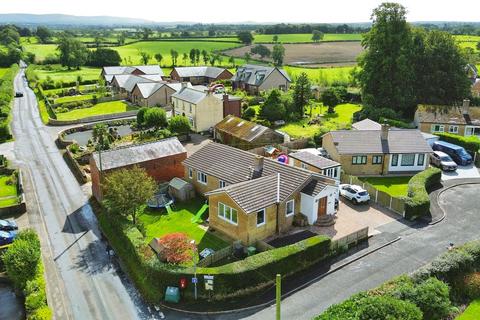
[
  {"xmin": 110, "ymin": 74, "xmax": 164, "ymax": 99},
  {"xmin": 171, "ymin": 87, "xmax": 241, "ymax": 132},
  {"xmin": 322, "ymin": 124, "xmax": 432, "ymax": 176},
  {"xmin": 130, "ymin": 82, "xmax": 193, "ymax": 107},
  {"xmin": 170, "ymin": 66, "xmax": 233, "ymax": 85},
  {"xmin": 289, "ymin": 150, "xmax": 341, "ymax": 180},
  {"xmin": 101, "ymin": 65, "xmax": 164, "ymax": 84},
  {"xmin": 183, "ymin": 142, "xmax": 338, "ymax": 245},
  {"xmin": 231, "ymin": 64, "xmax": 291, "ymax": 95},
  {"xmin": 90, "ymin": 137, "xmax": 187, "ymax": 201},
  {"xmin": 214, "ymin": 115, "xmax": 285, "ymax": 150}
]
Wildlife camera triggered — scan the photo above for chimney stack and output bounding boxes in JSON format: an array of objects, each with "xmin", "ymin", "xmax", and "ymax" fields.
[
  {"xmin": 253, "ymin": 155, "xmax": 264, "ymax": 174},
  {"xmin": 381, "ymin": 123, "xmax": 390, "ymax": 141},
  {"xmin": 181, "ymin": 82, "xmax": 188, "ymax": 89},
  {"xmin": 462, "ymin": 99, "xmax": 470, "ymax": 115}
]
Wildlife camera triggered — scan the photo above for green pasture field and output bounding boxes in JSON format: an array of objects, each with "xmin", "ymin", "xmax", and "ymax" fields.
[{"xmin": 284, "ymin": 66, "xmax": 355, "ymax": 85}]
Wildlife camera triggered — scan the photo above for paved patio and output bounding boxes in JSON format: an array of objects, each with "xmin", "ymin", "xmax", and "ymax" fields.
[{"xmin": 442, "ymin": 163, "xmax": 480, "ymax": 181}]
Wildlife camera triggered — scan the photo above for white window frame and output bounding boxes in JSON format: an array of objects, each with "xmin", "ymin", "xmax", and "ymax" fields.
[
  {"xmin": 431, "ymin": 124, "xmax": 445, "ymax": 133},
  {"xmin": 256, "ymin": 208, "xmax": 266, "ymax": 227},
  {"xmin": 286, "ymin": 199, "xmax": 295, "ymax": 217},
  {"xmin": 218, "ymin": 202, "xmax": 238, "ymax": 225},
  {"xmin": 417, "ymin": 154, "xmax": 425, "ymax": 166},
  {"xmin": 188, "ymin": 168, "xmax": 193, "ymax": 179},
  {"xmin": 197, "ymin": 171, "xmax": 207, "ymax": 185},
  {"xmin": 391, "ymin": 154, "xmax": 399, "ymax": 166},
  {"xmin": 219, "ymin": 180, "xmax": 226, "ymax": 188},
  {"xmin": 448, "ymin": 125, "xmax": 459, "ymax": 134},
  {"xmin": 301, "ymin": 163, "xmax": 308, "ymax": 170},
  {"xmin": 401, "ymin": 154, "xmax": 416, "ymax": 167}
]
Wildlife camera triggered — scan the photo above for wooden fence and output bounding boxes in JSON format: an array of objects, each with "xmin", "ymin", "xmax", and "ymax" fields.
[
  {"xmin": 341, "ymin": 174, "xmax": 406, "ymax": 216},
  {"xmin": 330, "ymin": 227, "xmax": 369, "ymax": 251},
  {"xmin": 197, "ymin": 244, "xmax": 233, "ymax": 267}
]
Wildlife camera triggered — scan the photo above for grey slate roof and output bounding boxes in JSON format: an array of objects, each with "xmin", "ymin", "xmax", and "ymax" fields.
[
  {"xmin": 232, "ymin": 64, "xmax": 291, "ymax": 86},
  {"xmin": 301, "ymin": 176, "xmax": 331, "ymax": 196},
  {"xmin": 103, "ymin": 65, "xmax": 164, "ymax": 80},
  {"xmin": 173, "ymin": 66, "xmax": 229, "ymax": 79},
  {"xmin": 135, "ymin": 82, "xmax": 165, "ymax": 98},
  {"xmin": 352, "ymin": 118, "xmax": 382, "ymax": 131},
  {"xmin": 326, "ymin": 130, "xmax": 433, "ymax": 155},
  {"xmin": 186, "ymin": 142, "xmax": 336, "ymax": 213},
  {"xmin": 92, "ymin": 137, "xmax": 186, "ymax": 171},
  {"xmin": 112, "ymin": 74, "xmax": 163, "ymax": 92},
  {"xmin": 289, "ymin": 151, "xmax": 340, "ymax": 169},
  {"xmin": 171, "ymin": 87, "xmax": 208, "ymax": 104}
]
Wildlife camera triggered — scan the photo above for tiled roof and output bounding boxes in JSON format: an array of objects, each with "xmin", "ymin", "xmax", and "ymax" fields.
[
  {"xmin": 352, "ymin": 118, "xmax": 382, "ymax": 131},
  {"xmin": 416, "ymin": 104, "xmax": 480, "ymax": 126},
  {"xmin": 186, "ymin": 142, "xmax": 336, "ymax": 212},
  {"xmin": 92, "ymin": 137, "xmax": 186, "ymax": 171},
  {"xmin": 232, "ymin": 64, "xmax": 291, "ymax": 86},
  {"xmin": 103, "ymin": 65, "xmax": 164, "ymax": 78},
  {"xmin": 214, "ymin": 115, "xmax": 271, "ymax": 142},
  {"xmin": 172, "ymin": 66, "xmax": 231, "ymax": 79},
  {"xmin": 326, "ymin": 129, "xmax": 432, "ymax": 154},
  {"xmin": 301, "ymin": 176, "xmax": 331, "ymax": 196},
  {"xmin": 171, "ymin": 87, "xmax": 208, "ymax": 104},
  {"xmin": 289, "ymin": 151, "xmax": 340, "ymax": 169},
  {"xmin": 135, "ymin": 82, "xmax": 165, "ymax": 98},
  {"xmin": 113, "ymin": 74, "xmax": 164, "ymax": 92}
]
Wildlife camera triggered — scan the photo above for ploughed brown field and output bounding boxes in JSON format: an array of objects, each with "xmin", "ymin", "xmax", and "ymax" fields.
[{"xmin": 223, "ymin": 42, "xmax": 364, "ymax": 67}]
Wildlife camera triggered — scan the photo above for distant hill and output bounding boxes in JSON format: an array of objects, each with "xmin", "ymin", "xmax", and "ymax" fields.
[{"xmin": 0, "ymin": 13, "xmax": 161, "ymax": 27}]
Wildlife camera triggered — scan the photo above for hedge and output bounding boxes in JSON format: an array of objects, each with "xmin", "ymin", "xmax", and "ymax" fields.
[
  {"xmin": 98, "ymin": 211, "xmax": 331, "ymax": 302},
  {"xmin": 435, "ymin": 132, "xmax": 480, "ymax": 154},
  {"xmin": 0, "ymin": 64, "xmax": 19, "ymax": 142},
  {"xmin": 404, "ymin": 167, "xmax": 442, "ymax": 219}
]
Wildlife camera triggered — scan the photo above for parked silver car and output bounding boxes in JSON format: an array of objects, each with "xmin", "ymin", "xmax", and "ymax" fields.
[{"xmin": 430, "ymin": 151, "xmax": 457, "ymax": 171}]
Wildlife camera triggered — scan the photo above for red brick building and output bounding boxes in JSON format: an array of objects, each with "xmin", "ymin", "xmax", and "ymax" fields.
[{"xmin": 90, "ymin": 137, "xmax": 187, "ymax": 202}]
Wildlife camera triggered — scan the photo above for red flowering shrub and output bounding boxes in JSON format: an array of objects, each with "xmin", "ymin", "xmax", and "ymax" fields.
[{"xmin": 158, "ymin": 233, "xmax": 192, "ymax": 264}]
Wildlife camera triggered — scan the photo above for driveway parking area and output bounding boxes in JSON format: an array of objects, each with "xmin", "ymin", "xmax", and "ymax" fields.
[
  {"xmin": 442, "ymin": 164, "xmax": 480, "ymax": 181},
  {"xmin": 183, "ymin": 133, "xmax": 212, "ymax": 156},
  {"xmin": 310, "ymin": 199, "xmax": 401, "ymax": 240}
]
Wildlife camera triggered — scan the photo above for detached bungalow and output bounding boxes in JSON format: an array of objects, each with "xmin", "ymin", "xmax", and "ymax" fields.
[
  {"xmin": 171, "ymin": 87, "xmax": 241, "ymax": 132},
  {"xmin": 183, "ymin": 142, "xmax": 338, "ymax": 245},
  {"xmin": 170, "ymin": 66, "xmax": 233, "ymax": 85},
  {"xmin": 322, "ymin": 125, "xmax": 432, "ymax": 176},
  {"xmin": 110, "ymin": 74, "xmax": 164, "ymax": 99},
  {"xmin": 231, "ymin": 64, "xmax": 291, "ymax": 95},
  {"xmin": 214, "ymin": 115, "xmax": 285, "ymax": 150},
  {"xmin": 415, "ymin": 99, "xmax": 480, "ymax": 137},
  {"xmin": 90, "ymin": 137, "xmax": 186, "ymax": 202},
  {"xmin": 101, "ymin": 65, "xmax": 164, "ymax": 84}
]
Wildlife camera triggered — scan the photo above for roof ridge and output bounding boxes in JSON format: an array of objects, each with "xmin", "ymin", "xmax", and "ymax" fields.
[{"xmin": 97, "ymin": 136, "xmax": 180, "ymax": 155}]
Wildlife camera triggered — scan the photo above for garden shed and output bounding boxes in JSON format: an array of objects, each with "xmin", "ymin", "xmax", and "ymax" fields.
[
  {"xmin": 149, "ymin": 237, "xmax": 166, "ymax": 260},
  {"xmin": 168, "ymin": 178, "xmax": 195, "ymax": 202}
]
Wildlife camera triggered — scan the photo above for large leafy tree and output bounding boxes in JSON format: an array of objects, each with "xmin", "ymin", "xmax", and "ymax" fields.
[
  {"xmin": 357, "ymin": 3, "xmax": 415, "ymax": 116},
  {"xmin": 57, "ymin": 34, "xmax": 88, "ymax": 69},
  {"xmin": 103, "ymin": 166, "xmax": 156, "ymax": 225},
  {"xmin": 92, "ymin": 124, "xmax": 112, "ymax": 151},
  {"xmin": 237, "ymin": 31, "xmax": 254, "ymax": 45},
  {"xmin": 144, "ymin": 107, "xmax": 167, "ymax": 129},
  {"xmin": 0, "ymin": 26, "xmax": 20, "ymax": 46},
  {"xmin": 293, "ymin": 72, "xmax": 311, "ymax": 115},
  {"xmin": 259, "ymin": 89, "xmax": 286, "ymax": 122},
  {"xmin": 311, "ymin": 30, "xmax": 324, "ymax": 43},
  {"xmin": 321, "ymin": 88, "xmax": 341, "ymax": 114},
  {"xmin": 272, "ymin": 44, "xmax": 285, "ymax": 66},
  {"xmin": 168, "ymin": 115, "xmax": 191, "ymax": 135},
  {"xmin": 87, "ymin": 48, "xmax": 121, "ymax": 67},
  {"xmin": 250, "ymin": 45, "xmax": 271, "ymax": 59},
  {"xmin": 35, "ymin": 26, "xmax": 52, "ymax": 43}
]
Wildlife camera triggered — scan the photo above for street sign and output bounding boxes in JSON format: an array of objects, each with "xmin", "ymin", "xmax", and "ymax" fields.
[
  {"xmin": 204, "ymin": 275, "xmax": 214, "ymax": 291},
  {"xmin": 192, "ymin": 277, "xmax": 198, "ymax": 284}
]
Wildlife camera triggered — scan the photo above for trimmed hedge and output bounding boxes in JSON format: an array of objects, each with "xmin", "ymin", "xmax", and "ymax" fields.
[
  {"xmin": 435, "ymin": 132, "xmax": 480, "ymax": 154},
  {"xmin": 98, "ymin": 211, "xmax": 331, "ymax": 302},
  {"xmin": 404, "ymin": 167, "xmax": 442, "ymax": 219},
  {"xmin": 0, "ymin": 64, "xmax": 19, "ymax": 142}
]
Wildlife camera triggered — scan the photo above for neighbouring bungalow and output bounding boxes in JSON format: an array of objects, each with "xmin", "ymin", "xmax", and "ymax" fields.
[
  {"xmin": 214, "ymin": 115, "xmax": 286, "ymax": 150},
  {"xmin": 171, "ymin": 87, "xmax": 241, "ymax": 132},
  {"xmin": 110, "ymin": 74, "xmax": 164, "ymax": 99},
  {"xmin": 183, "ymin": 142, "xmax": 338, "ymax": 245},
  {"xmin": 130, "ymin": 82, "xmax": 192, "ymax": 107},
  {"xmin": 231, "ymin": 64, "xmax": 291, "ymax": 95},
  {"xmin": 322, "ymin": 124, "xmax": 432, "ymax": 176},
  {"xmin": 289, "ymin": 150, "xmax": 341, "ymax": 180},
  {"xmin": 90, "ymin": 137, "xmax": 187, "ymax": 202},
  {"xmin": 101, "ymin": 65, "xmax": 164, "ymax": 84},
  {"xmin": 352, "ymin": 118, "xmax": 382, "ymax": 131},
  {"xmin": 170, "ymin": 66, "xmax": 233, "ymax": 85},
  {"xmin": 415, "ymin": 99, "xmax": 480, "ymax": 137}
]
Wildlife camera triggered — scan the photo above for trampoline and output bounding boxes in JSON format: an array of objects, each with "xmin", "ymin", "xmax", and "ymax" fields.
[{"xmin": 147, "ymin": 193, "xmax": 174, "ymax": 209}]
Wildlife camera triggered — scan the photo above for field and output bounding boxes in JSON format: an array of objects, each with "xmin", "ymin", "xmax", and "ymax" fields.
[
  {"xmin": 359, "ymin": 176, "xmax": 411, "ymax": 197},
  {"xmin": 253, "ymin": 33, "xmax": 363, "ymax": 43},
  {"xmin": 29, "ymin": 65, "xmax": 101, "ymax": 82},
  {"xmin": 279, "ymin": 103, "xmax": 361, "ymax": 138},
  {"xmin": 55, "ymin": 100, "xmax": 135, "ymax": 120},
  {"xmin": 457, "ymin": 299, "xmax": 480, "ymax": 320},
  {"xmin": 284, "ymin": 66, "xmax": 355, "ymax": 85},
  {"xmin": 23, "ymin": 43, "xmax": 57, "ymax": 61},
  {"xmin": 223, "ymin": 42, "xmax": 363, "ymax": 67}
]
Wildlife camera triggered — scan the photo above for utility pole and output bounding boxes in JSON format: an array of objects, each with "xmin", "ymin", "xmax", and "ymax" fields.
[{"xmin": 276, "ymin": 274, "xmax": 281, "ymax": 320}]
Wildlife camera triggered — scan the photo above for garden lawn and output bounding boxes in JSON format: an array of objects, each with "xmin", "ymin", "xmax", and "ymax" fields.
[
  {"xmin": 359, "ymin": 176, "xmax": 411, "ymax": 197},
  {"xmin": 54, "ymin": 94, "xmax": 95, "ymax": 104},
  {"xmin": 0, "ymin": 175, "xmax": 17, "ymax": 198},
  {"xmin": 30, "ymin": 65, "xmax": 101, "ymax": 83},
  {"xmin": 0, "ymin": 68, "xmax": 8, "ymax": 78},
  {"xmin": 278, "ymin": 103, "xmax": 362, "ymax": 138},
  {"xmin": 457, "ymin": 299, "xmax": 480, "ymax": 320},
  {"xmin": 138, "ymin": 198, "xmax": 229, "ymax": 252},
  {"xmin": 56, "ymin": 101, "xmax": 135, "ymax": 121},
  {"xmin": 253, "ymin": 33, "xmax": 362, "ymax": 43},
  {"xmin": 284, "ymin": 66, "xmax": 355, "ymax": 85}
]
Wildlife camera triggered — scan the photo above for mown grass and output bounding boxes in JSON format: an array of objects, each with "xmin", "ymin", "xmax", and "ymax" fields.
[
  {"xmin": 56, "ymin": 100, "xmax": 135, "ymax": 120},
  {"xmin": 22, "ymin": 43, "xmax": 58, "ymax": 61},
  {"xmin": 29, "ymin": 64, "xmax": 101, "ymax": 82},
  {"xmin": 284, "ymin": 66, "xmax": 355, "ymax": 86},
  {"xmin": 138, "ymin": 197, "xmax": 229, "ymax": 252},
  {"xmin": 359, "ymin": 176, "xmax": 411, "ymax": 197},
  {"xmin": 278, "ymin": 103, "xmax": 361, "ymax": 138},
  {"xmin": 37, "ymin": 99, "xmax": 50, "ymax": 124},
  {"xmin": 254, "ymin": 33, "xmax": 363, "ymax": 43},
  {"xmin": 457, "ymin": 299, "xmax": 480, "ymax": 320},
  {"xmin": 0, "ymin": 68, "xmax": 8, "ymax": 78},
  {"xmin": 0, "ymin": 175, "xmax": 17, "ymax": 198},
  {"xmin": 54, "ymin": 94, "xmax": 95, "ymax": 104}
]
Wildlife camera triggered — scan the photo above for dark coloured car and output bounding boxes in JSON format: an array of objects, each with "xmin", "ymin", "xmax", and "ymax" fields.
[
  {"xmin": 0, "ymin": 219, "xmax": 18, "ymax": 231},
  {"xmin": 0, "ymin": 231, "xmax": 17, "ymax": 246},
  {"xmin": 432, "ymin": 141, "xmax": 472, "ymax": 166},
  {"xmin": 15, "ymin": 92, "xmax": 23, "ymax": 98}
]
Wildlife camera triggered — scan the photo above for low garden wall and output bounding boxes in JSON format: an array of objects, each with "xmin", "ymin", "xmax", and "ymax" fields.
[
  {"xmin": 330, "ymin": 227, "xmax": 369, "ymax": 251},
  {"xmin": 0, "ymin": 168, "xmax": 26, "ymax": 218},
  {"xmin": 48, "ymin": 110, "xmax": 138, "ymax": 126},
  {"xmin": 63, "ymin": 148, "xmax": 88, "ymax": 185}
]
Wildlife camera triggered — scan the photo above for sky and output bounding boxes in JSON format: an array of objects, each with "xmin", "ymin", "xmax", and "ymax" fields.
[{"xmin": 1, "ymin": 0, "xmax": 480, "ymax": 23}]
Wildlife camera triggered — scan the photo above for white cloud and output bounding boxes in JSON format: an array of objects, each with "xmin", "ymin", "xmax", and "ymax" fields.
[{"xmin": 1, "ymin": 0, "xmax": 479, "ymax": 23}]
